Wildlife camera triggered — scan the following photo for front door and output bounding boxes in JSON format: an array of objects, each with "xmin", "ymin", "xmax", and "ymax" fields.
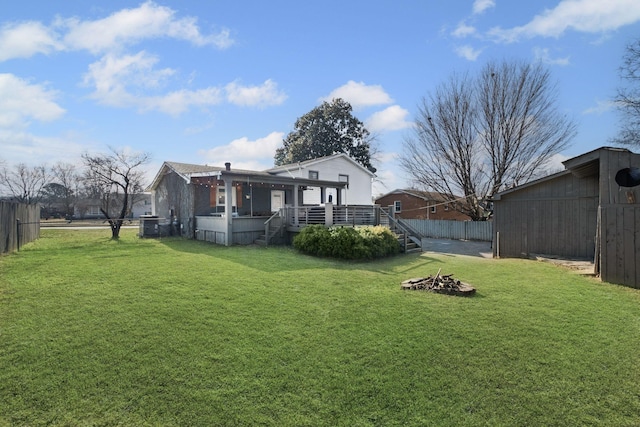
[{"xmin": 271, "ymin": 190, "xmax": 285, "ymax": 212}]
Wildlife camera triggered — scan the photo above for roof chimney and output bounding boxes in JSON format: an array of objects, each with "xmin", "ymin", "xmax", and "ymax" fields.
[{"xmin": 225, "ymin": 162, "xmax": 231, "ymax": 171}]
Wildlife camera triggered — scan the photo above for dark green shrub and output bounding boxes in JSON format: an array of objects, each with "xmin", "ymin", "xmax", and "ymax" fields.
[{"xmin": 293, "ymin": 225, "xmax": 400, "ymax": 260}]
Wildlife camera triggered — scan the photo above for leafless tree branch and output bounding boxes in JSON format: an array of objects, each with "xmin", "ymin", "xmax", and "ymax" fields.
[{"xmin": 401, "ymin": 60, "xmax": 576, "ymax": 220}]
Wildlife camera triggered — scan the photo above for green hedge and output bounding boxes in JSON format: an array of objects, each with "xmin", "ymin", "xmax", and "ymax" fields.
[{"xmin": 293, "ymin": 225, "xmax": 400, "ymax": 260}]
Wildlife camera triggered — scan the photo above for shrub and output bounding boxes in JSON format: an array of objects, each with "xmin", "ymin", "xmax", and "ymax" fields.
[{"xmin": 293, "ymin": 225, "xmax": 400, "ymax": 260}]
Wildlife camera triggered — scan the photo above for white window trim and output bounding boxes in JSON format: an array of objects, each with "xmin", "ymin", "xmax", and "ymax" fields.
[{"xmin": 216, "ymin": 186, "xmax": 237, "ymax": 207}]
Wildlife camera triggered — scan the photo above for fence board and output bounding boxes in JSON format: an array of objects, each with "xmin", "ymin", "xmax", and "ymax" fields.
[
  {"xmin": 0, "ymin": 201, "xmax": 40, "ymax": 254},
  {"xmin": 400, "ymin": 219, "xmax": 492, "ymax": 241}
]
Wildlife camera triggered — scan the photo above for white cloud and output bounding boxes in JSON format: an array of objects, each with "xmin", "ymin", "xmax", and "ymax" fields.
[
  {"xmin": 489, "ymin": 0, "xmax": 640, "ymax": 43},
  {"xmin": 0, "ymin": 21, "xmax": 63, "ymax": 61},
  {"xmin": 533, "ymin": 47, "xmax": 570, "ymax": 66},
  {"xmin": 142, "ymin": 88, "xmax": 223, "ymax": 116},
  {"xmin": 546, "ymin": 153, "xmax": 570, "ymax": 174},
  {"xmin": 473, "ymin": 0, "xmax": 496, "ymax": 15},
  {"xmin": 0, "ymin": 74, "xmax": 65, "ymax": 128},
  {"xmin": 321, "ymin": 81, "xmax": 393, "ymax": 109},
  {"xmin": 452, "ymin": 22, "xmax": 476, "ymax": 38},
  {"xmin": 366, "ymin": 105, "xmax": 412, "ymax": 132},
  {"xmin": 455, "ymin": 45, "xmax": 483, "ymax": 61},
  {"xmin": 84, "ymin": 53, "xmax": 287, "ymax": 115},
  {"xmin": 0, "ymin": 1, "xmax": 233, "ymax": 61},
  {"xmin": 60, "ymin": 1, "xmax": 233, "ymax": 54},
  {"xmin": 225, "ymin": 79, "xmax": 287, "ymax": 107},
  {"xmin": 583, "ymin": 99, "xmax": 617, "ymax": 115},
  {"xmin": 83, "ymin": 52, "xmax": 223, "ymax": 115},
  {"xmin": 371, "ymin": 152, "xmax": 405, "ymax": 196},
  {"xmin": 199, "ymin": 131, "xmax": 284, "ymax": 169},
  {"xmin": 0, "ymin": 129, "xmax": 91, "ymax": 166}
]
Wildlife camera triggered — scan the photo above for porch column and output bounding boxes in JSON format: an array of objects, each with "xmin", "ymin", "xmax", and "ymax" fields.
[
  {"xmin": 224, "ymin": 177, "xmax": 233, "ymax": 246},
  {"xmin": 325, "ymin": 202, "xmax": 333, "ymax": 226},
  {"xmin": 293, "ymin": 184, "xmax": 299, "ymax": 226}
]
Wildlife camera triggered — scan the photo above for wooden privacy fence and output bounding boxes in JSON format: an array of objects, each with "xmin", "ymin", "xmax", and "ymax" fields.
[
  {"xmin": 0, "ymin": 201, "xmax": 40, "ymax": 254},
  {"xmin": 400, "ymin": 218, "xmax": 492, "ymax": 241}
]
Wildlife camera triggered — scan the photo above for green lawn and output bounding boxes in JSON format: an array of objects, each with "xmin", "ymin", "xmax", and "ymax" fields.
[{"xmin": 1, "ymin": 229, "xmax": 639, "ymax": 426}]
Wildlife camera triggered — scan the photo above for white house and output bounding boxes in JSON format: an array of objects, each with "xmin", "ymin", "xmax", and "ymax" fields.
[
  {"xmin": 146, "ymin": 153, "xmax": 377, "ymax": 245},
  {"xmin": 267, "ymin": 153, "xmax": 375, "ymax": 205}
]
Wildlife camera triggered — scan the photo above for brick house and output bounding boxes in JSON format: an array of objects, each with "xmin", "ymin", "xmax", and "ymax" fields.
[{"xmin": 375, "ymin": 189, "xmax": 471, "ymax": 220}]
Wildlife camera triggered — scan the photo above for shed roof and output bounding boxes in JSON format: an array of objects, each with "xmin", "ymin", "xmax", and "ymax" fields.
[
  {"xmin": 562, "ymin": 146, "xmax": 631, "ymax": 178},
  {"xmin": 493, "ymin": 146, "xmax": 634, "ymax": 200}
]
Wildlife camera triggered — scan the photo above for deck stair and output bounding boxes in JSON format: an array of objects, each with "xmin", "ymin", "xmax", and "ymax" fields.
[
  {"xmin": 380, "ymin": 208, "xmax": 422, "ymax": 254},
  {"xmin": 255, "ymin": 210, "xmax": 286, "ymax": 246},
  {"xmin": 395, "ymin": 232, "xmax": 422, "ymax": 253}
]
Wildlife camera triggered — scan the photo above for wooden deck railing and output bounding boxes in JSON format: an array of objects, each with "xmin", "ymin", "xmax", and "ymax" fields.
[{"xmin": 285, "ymin": 204, "xmax": 378, "ymax": 228}]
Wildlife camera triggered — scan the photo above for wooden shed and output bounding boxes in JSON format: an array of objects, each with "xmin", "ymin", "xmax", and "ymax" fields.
[{"xmin": 492, "ymin": 147, "xmax": 640, "ymax": 289}]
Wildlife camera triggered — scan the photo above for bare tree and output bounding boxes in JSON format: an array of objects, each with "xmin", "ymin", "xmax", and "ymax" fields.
[
  {"xmin": 402, "ymin": 73, "xmax": 488, "ymax": 220},
  {"xmin": 82, "ymin": 148, "xmax": 151, "ymax": 239},
  {"xmin": 50, "ymin": 162, "xmax": 81, "ymax": 217},
  {"xmin": 401, "ymin": 60, "xmax": 576, "ymax": 220},
  {"xmin": 0, "ymin": 163, "xmax": 49, "ymax": 204},
  {"xmin": 613, "ymin": 37, "xmax": 640, "ymax": 146}
]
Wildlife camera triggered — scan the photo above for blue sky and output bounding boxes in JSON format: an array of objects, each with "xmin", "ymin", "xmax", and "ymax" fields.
[{"xmin": 2, "ymin": 0, "xmax": 640, "ymax": 196}]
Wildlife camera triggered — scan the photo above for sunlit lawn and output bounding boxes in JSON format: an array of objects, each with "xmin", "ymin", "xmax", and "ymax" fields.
[{"xmin": 1, "ymin": 229, "xmax": 639, "ymax": 426}]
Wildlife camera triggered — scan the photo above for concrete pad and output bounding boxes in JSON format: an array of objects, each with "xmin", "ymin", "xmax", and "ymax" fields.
[{"xmin": 420, "ymin": 238, "xmax": 493, "ymax": 258}]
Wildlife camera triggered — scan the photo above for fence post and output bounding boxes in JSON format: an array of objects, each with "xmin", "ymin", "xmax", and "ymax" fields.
[{"xmin": 16, "ymin": 218, "xmax": 21, "ymax": 252}]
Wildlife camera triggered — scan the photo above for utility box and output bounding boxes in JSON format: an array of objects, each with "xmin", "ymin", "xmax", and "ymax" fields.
[{"xmin": 139, "ymin": 215, "xmax": 159, "ymax": 237}]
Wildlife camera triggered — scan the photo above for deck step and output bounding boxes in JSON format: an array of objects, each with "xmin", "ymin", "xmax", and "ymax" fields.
[{"xmin": 393, "ymin": 232, "xmax": 422, "ymax": 253}]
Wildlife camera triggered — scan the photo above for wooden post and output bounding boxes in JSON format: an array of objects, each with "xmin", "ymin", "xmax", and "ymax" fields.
[
  {"xmin": 224, "ymin": 178, "xmax": 233, "ymax": 246},
  {"xmin": 16, "ymin": 219, "xmax": 20, "ymax": 252}
]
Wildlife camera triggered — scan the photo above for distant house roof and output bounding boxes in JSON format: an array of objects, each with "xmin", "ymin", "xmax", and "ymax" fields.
[
  {"xmin": 375, "ymin": 188, "xmax": 459, "ymax": 202},
  {"xmin": 267, "ymin": 153, "xmax": 376, "ymax": 177}
]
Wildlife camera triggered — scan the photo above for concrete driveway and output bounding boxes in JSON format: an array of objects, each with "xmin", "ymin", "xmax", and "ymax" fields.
[{"xmin": 420, "ymin": 238, "xmax": 493, "ymax": 258}]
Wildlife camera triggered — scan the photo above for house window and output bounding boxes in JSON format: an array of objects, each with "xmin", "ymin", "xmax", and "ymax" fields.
[
  {"xmin": 338, "ymin": 174, "xmax": 349, "ymax": 183},
  {"xmin": 431, "ymin": 205, "xmax": 437, "ymax": 213},
  {"xmin": 216, "ymin": 187, "xmax": 237, "ymax": 206},
  {"xmin": 394, "ymin": 201, "xmax": 401, "ymax": 213},
  {"xmin": 309, "ymin": 170, "xmax": 319, "ymax": 180},
  {"xmin": 444, "ymin": 204, "xmax": 449, "ymax": 211}
]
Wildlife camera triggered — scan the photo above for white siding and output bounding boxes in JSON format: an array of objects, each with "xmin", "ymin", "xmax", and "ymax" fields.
[{"xmin": 273, "ymin": 155, "xmax": 373, "ymax": 205}]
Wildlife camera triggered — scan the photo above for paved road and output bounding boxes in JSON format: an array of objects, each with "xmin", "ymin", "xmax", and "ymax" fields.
[
  {"xmin": 420, "ymin": 238, "xmax": 493, "ymax": 258},
  {"xmin": 41, "ymin": 225, "xmax": 139, "ymax": 230}
]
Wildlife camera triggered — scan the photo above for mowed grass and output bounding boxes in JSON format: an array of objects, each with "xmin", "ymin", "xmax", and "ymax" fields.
[{"xmin": 1, "ymin": 229, "xmax": 639, "ymax": 426}]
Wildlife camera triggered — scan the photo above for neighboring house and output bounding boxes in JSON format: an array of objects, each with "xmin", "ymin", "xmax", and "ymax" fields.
[
  {"xmin": 130, "ymin": 193, "xmax": 153, "ymax": 217},
  {"xmin": 147, "ymin": 154, "xmax": 376, "ymax": 245},
  {"xmin": 74, "ymin": 193, "xmax": 152, "ymax": 219},
  {"xmin": 375, "ymin": 189, "xmax": 471, "ymax": 221},
  {"xmin": 492, "ymin": 146, "xmax": 640, "ymax": 289}
]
